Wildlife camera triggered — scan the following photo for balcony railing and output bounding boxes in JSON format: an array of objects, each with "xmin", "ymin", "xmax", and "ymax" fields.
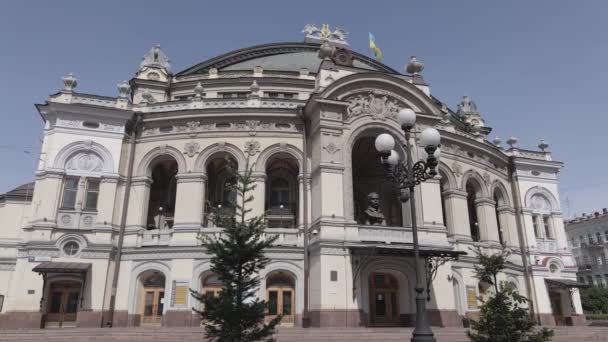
[{"xmin": 265, "ymin": 204, "xmax": 297, "ymax": 228}]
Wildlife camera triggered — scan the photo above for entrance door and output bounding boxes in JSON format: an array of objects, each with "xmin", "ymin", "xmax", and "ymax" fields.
[
  {"xmin": 266, "ymin": 288, "xmax": 294, "ymax": 324},
  {"xmin": 141, "ymin": 288, "xmax": 165, "ymax": 325},
  {"xmin": 45, "ymin": 283, "xmax": 81, "ymax": 327},
  {"xmin": 549, "ymin": 291, "xmax": 564, "ymax": 326},
  {"xmin": 369, "ymin": 273, "xmax": 400, "ymax": 326}
]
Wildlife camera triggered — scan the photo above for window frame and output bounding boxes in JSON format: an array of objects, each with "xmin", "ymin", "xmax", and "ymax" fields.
[
  {"xmin": 83, "ymin": 178, "xmax": 100, "ymax": 211},
  {"xmin": 60, "ymin": 176, "xmax": 80, "ymax": 209}
]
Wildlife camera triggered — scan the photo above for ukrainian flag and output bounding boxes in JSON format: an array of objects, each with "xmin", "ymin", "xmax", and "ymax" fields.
[{"xmin": 369, "ymin": 32, "xmax": 383, "ymax": 61}]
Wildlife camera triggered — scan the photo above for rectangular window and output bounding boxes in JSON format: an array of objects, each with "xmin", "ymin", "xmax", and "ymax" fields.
[
  {"xmin": 330, "ymin": 271, "xmax": 338, "ymax": 282},
  {"xmin": 0, "ymin": 294, "xmax": 3, "ymax": 312},
  {"xmin": 219, "ymin": 92, "xmax": 248, "ymax": 99},
  {"xmin": 588, "ymin": 233, "xmax": 594, "ymax": 245},
  {"xmin": 83, "ymin": 179, "xmax": 100, "ymax": 210},
  {"xmin": 597, "ymin": 232, "xmax": 603, "ymax": 244},
  {"xmin": 61, "ymin": 177, "xmax": 79, "ymax": 209},
  {"xmin": 596, "ymin": 275, "xmax": 604, "ymax": 288},
  {"xmin": 543, "ymin": 216, "xmax": 552, "ymax": 239}
]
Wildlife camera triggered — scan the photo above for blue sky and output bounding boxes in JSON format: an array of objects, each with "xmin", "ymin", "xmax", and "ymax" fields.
[{"xmin": 0, "ymin": 1, "xmax": 606, "ymax": 218}]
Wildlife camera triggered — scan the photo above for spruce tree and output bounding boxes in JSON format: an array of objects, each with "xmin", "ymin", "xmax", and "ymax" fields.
[
  {"xmin": 467, "ymin": 248, "xmax": 553, "ymax": 342},
  {"xmin": 191, "ymin": 158, "xmax": 281, "ymax": 342}
]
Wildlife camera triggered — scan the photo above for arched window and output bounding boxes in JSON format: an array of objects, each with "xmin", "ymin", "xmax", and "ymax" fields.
[
  {"xmin": 206, "ymin": 154, "xmax": 238, "ymax": 222},
  {"xmin": 147, "ymin": 158, "xmax": 178, "ymax": 229},
  {"xmin": 352, "ymin": 135, "xmax": 402, "ymax": 226},
  {"xmin": 466, "ymin": 180, "xmax": 481, "ymax": 242},
  {"xmin": 265, "ymin": 153, "xmax": 299, "ymax": 228},
  {"xmin": 270, "ymin": 178, "xmax": 291, "ymax": 207},
  {"xmin": 529, "ymin": 193, "xmax": 553, "ymax": 240}
]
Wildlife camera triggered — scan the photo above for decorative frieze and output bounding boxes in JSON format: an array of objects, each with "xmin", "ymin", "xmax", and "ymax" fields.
[{"xmin": 142, "ymin": 120, "xmax": 301, "ymax": 137}]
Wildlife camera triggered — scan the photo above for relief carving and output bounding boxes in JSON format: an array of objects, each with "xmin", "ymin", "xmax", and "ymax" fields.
[
  {"xmin": 183, "ymin": 142, "xmax": 200, "ymax": 158},
  {"xmin": 345, "ymin": 91, "xmax": 403, "ymax": 121},
  {"xmin": 66, "ymin": 152, "xmax": 104, "ymax": 172},
  {"xmin": 244, "ymin": 140, "xmax": 261, "ymax": 156}
]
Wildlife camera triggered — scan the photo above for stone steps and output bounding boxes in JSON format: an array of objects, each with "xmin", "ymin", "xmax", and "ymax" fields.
[{"xmin": 0, "ymin": 327, "xmax": 606, "ymax": 342}]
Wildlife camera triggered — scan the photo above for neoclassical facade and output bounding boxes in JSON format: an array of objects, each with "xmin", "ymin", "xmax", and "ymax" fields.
[{"xmin": 0, "ymin": 29, "xmax": 584, "ymax": 329}]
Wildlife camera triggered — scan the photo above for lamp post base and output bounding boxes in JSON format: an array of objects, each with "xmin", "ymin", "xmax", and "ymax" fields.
[{"xmin": 411, "ymin": 287, "xmax": 436, "ymax": 342}]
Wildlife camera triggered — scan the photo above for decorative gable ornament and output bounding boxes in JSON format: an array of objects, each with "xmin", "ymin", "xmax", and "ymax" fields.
[
  {"xmin": 140, "ymin": 44, "xmax": 171, "ymax": 72},
  {"xmin": 66, "ymin": 152, "xmax": 104, "ymax": 172}
]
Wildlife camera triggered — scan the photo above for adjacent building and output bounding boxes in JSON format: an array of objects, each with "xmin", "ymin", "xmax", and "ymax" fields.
[
  {"xmin": 0, "ymin": 26, "xmax": 584, "ymax": 329},
  {"xmin": 566, "ymin": 209, "xmax": 608, "ymax": 287}
]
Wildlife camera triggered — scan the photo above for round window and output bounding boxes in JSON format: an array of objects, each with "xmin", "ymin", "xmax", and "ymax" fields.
[
  {"xmin": 63, "ymin": 241, "xmax": 80, "ymax": 256},
  {"xmin": 549, "ymin": 264, "xmax": 559, "ymax": 273}
]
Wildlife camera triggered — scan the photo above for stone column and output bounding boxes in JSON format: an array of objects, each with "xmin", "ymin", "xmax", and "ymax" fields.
[
  {"xmin": 475, "ymin": 197, "xmax": 500, "ymax": 245},
  {"xmin": 442, "ymin": 189, "xmax": 469, "ymax": 240},
  {"xmin": 497, "ymin": 206, "xmax": 519, "ymax": 249},
  {"xmin": 173, "ymin": 173, "xmax": 206, "ymax": 229}
]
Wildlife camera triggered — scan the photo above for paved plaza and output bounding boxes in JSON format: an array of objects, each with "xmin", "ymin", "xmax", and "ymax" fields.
[{"xmin": 1, "ymin": 327, "xmax": 607, "ymax": 342}]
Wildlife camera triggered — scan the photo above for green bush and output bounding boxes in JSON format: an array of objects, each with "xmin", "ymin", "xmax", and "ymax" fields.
[
  {"xmin": 586, "ymin": 314, "xmax": 608, "ymax": 320},
  {"xmin": 580, "ymin": 288, "xmax": 608, "ymax": 313}
]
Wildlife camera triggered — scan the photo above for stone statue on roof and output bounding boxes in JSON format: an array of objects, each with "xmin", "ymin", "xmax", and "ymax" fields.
[{"xmin": 302, "ymin": 24, "xmax": 349, "ymax": 47}]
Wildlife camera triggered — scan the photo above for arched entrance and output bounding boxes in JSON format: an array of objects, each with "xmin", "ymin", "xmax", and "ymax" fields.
[
  {"xmin": 368, "ymin": 272, "xmax": 400, "ymax": 326},
  {"xmin": 45, "ymin": 280, "xmax": 81, "ymax": 328},
  {"xmin": 265, "ymin": 272, "xmax": 295, "ymax": 325},
  {"xmin": 138, "ymin": 271, "xmax": 166, "ymax": 325}
]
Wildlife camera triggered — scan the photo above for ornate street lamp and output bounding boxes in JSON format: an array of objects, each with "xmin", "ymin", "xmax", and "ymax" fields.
[{"xmin": 374, "ymin": 108, "xmax": 440, "ymax": 342}]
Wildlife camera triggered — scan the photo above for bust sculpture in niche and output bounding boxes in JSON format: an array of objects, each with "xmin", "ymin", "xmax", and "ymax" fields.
[{"xmin": 364, "ymin": 192, "xmax": 386, "ymax": 226}]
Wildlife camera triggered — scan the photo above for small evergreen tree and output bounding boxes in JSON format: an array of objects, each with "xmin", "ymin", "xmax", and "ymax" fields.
[
  {"xmin": 191, "ymin": 159, "xmax": 281, "ymax": 342},
  {"xmin": 467, "ymin": 248, "xmax": 553, "ymax": 342}
]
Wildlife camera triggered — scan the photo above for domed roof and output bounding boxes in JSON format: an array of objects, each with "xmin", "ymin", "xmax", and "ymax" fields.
[{"xmin": 176, "ymin": 42, "xmax": 398, "ymax": 76}]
